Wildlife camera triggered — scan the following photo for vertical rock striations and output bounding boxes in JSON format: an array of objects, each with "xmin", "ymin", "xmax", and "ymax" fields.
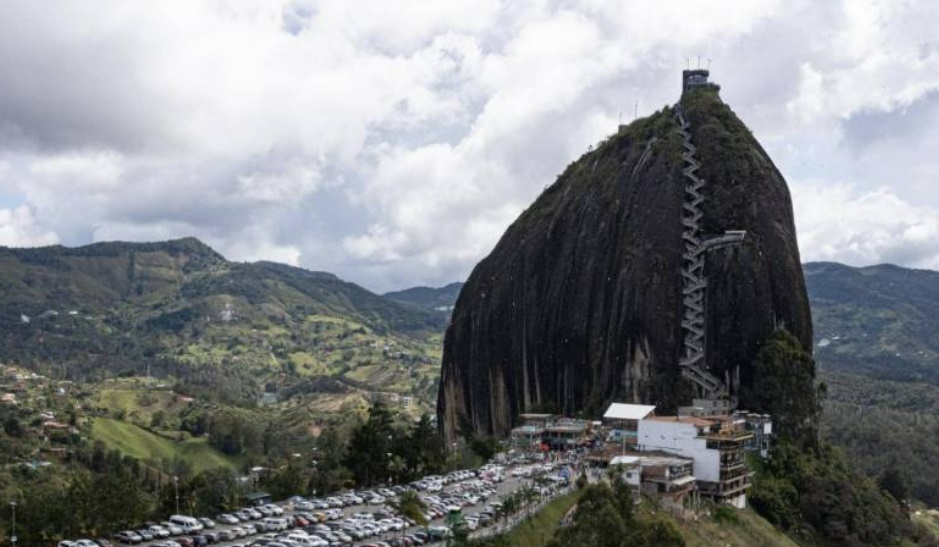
[{"xmin": 437, "ymin": 78, "xmax": 812, "ymax": 440}]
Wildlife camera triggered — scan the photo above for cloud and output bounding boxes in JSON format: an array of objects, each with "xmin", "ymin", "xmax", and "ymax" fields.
[
  {"xmin": 793, "ymin": 182, "xmax": 939, "ymax": 269},
  {"xmin": 0, "ymin": 206, "xmax": 58, "ymax": 247},
  {"xmin": 0, "ymin": 0, "xmax": 938, "ymax": 291}
]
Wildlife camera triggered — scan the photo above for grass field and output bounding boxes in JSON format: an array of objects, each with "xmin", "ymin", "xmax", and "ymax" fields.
[
  {"xmin": 660, "ymin": 505, "xmax": 803, "ymax": 547},
  {"xmin": 91, "ymin": 418, "xmax": 242, "ymax": 475},
  {"xmin": 502, "ymin": 490, "xmax": 582, "ymax": 547},
  {"xmin": 496, "ymin": 490, "xmax": 804, "ymax": 547}
]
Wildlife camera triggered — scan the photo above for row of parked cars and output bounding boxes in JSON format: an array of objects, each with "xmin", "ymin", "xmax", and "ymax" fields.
[
  {"xmin": 109, "ymin": 506, "xmax": 288, "ymax": 546},
  {"xmin": 57, "ymin": 463, "xmax": 518, "ymax": 547}
]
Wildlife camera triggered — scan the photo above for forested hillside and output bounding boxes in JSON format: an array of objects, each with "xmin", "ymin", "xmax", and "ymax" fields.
[
  {"xmin": 0, "ymin": 238, "xmax": 445, "ymax": 411},
  {"xmin": 805, "ymin": 262, "xmax": 939, "ymax": 383}
]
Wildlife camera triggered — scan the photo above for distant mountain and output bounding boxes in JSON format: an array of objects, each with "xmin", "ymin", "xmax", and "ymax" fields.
[
  {"xmin": 804, "ymin": 261, "xmax": 939, "ymax": 383},
  {"xmin": 384, "ymin": 282, "xmax": 464, "ymax": 312},
  {"xmin": 0, "ymin": 238, "xmax": 445, "ymax": 408}
]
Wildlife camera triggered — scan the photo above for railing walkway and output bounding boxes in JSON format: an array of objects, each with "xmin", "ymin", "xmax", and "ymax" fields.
[{"xmin": 673, "ymin": 105, "xmax": 751, "ymax": 402}]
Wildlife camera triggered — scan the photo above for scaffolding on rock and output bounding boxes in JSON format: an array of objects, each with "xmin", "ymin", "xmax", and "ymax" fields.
[{"xmin": 673, "ymin": 103, "xmax": 745, "ymax": 401}]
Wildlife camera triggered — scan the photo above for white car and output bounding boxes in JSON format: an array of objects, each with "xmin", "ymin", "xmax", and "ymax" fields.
[
  {"xmin": 160, "ymin": 522, "xmax": 184, "ymax": 536},
  {"xmin": 217, "ymin": 514, "xmax": 240, "ymax": 525},
  {"xmin": 263, "ymin": 504, "xmax": 284, "ymax": 515},
  {"xmin": 148, "ymin": 526, "xmax": 171, "ymax": 539}
]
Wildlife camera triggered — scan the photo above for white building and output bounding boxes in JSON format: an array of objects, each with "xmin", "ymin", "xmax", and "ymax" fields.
[
  {"xmin": 638, "ymin": 415, "xmax": 752, "ymax": 508},
  {"xmin": 609, "ymin": 455, "xmax": 642, "ymax": 490},
  {"xmin": 602, "ymin": 403, "xmax": 656, "ymax": 448}
]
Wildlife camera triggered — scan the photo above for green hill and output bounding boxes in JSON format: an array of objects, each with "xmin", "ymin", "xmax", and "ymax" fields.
[
  {"xmin": 90, "ymin": 417, "xmax": 242, "ymax": 475},
  {"xmin": 804, "ymin": 262, "xmax": 939, "ymax": 383},
  {"xmin": 0, "ymin": 238, "xmax": 444, "ymax": 411},
  {"xmin": 384, "ymin": 282, "xmax": 463, "ymax": 312}
]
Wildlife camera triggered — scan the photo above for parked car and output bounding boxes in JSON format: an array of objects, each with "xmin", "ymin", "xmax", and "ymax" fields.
[
  {"xmin": 198, "ymin": 517, "xmax": 216, "ymax": 529},
  {"xmin": 135, "ymin": 530, "xmax": 154, "ymax": 541},
  {"xmin": 217, "ymin": 513, "xmax": 240, "ymax": 525},
  {"xmin": 149, "ymin": 525, "xmax": 171, "ymax": 538},
  {"xmin": 114, "ymin": 531, "xmax": 142, "ymax": 545}
]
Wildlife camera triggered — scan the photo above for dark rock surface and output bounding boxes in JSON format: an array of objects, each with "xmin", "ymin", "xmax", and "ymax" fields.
[{"xmin": 438, "ymin": 85, "xmax": 812, "ymax": 439}]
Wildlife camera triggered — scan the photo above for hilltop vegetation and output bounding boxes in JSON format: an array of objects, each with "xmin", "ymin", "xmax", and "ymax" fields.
[
  {"xmin": 0, "ymin": 238, "xmax": 444, "ymax": 413},
  {"xmin": 805, "ymin": 262, "xmax": 939, "ymax": 384},
  {"xmin": 384, "ymin": 282, "xmax": 464, "ymax": 311}
]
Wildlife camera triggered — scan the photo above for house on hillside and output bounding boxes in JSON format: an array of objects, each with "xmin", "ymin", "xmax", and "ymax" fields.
[
  {"xmin": 609, "ymin": 453, "xmax": 696, "ymax": 508},
  {"xmin": 638, "ymin": 414, "xmax": 753, "ymax": 508}
]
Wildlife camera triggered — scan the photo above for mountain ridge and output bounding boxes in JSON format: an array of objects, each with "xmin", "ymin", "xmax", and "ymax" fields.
[{"xmin": 0, "ymin": 237, "xmax": 445, "ymax": 409}]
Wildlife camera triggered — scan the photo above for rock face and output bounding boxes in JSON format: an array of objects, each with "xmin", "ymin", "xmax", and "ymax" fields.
[{"xmin": 438, "ymin": 79, "xmax": 812, "ymax": 440}]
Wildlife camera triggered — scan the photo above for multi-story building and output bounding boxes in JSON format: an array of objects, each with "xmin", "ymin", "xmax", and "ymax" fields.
[{"xmin": 637, "ymin": 414, "xmax": 753, "ymax": 508}]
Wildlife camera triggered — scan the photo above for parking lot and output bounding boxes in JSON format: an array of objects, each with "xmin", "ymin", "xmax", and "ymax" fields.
[{"xmin": 64, "ymin": 456, "xmax": 581, "ymax": 547}]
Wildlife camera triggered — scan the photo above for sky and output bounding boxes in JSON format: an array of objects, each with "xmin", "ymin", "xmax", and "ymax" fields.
[{"xmin": 1, "ymin": 0, "xmax": 939, "ymax": 293}]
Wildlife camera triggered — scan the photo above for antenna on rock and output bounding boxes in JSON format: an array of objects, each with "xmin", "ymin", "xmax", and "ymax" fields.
[
  {"xmin": 697, "ymin": 55, "xmax": 701, "ymax": 69},
  {"xmin": 634, "ymin": 100, "xmax": 638, "ymax": 120}
]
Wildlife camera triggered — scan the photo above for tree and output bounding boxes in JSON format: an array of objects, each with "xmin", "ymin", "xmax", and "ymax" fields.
[
  {"xmin": 262, "ymin": 463, "xmax": 306, "ymax": 501},
  {"xmin": 742, "ymin": 329, "xmax": 818, "ymax": 447},
  {"xmin": 389, "ymin": 490, "xmax": 427, "ymax": 526},
  {"xmin": 187, "ymin": 468, "xmax": 240, "ymax": 516},
  {"xmin": 4, "ymin": 415, "xmax": 23, "ymax": 437},
  {"xmin": 396, "ymin": 414, "xmax": 446, "ymax": 480},
  {"xmin": 547, "ymin": 481, "xmax": 684, "ymax": 547},
  {"xmin": 207, "ymin": 408, "xmax": 264, "ymax": 455},
  {"xmin": 468, "ymin": 436, "xmax": 502, "ymax": 461},
  {"xmin": 344, "ymin": 403, "xmax": 396, "ymax": 487},
  {"xmin": 310, "ymin": 427, "xmax": 352, "ymax": 495},
  {"xmin": 548, "ymin": 484, "xmax": 629, "ymax": 547},
  {"xmin": 879, "ymin": 466, "xmax": 910, "ymax": 512},
  {"xmin": 496, "ymin": 493, "xmax": 519, "ymax": 527},
  {"xmin": 150, "ymin": 409, "xmax": 166, "ymax": 429}
]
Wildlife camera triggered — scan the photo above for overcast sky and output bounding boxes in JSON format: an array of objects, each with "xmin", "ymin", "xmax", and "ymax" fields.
[{"xmin": 1, "ymin": 0, "xmax": 938, "ymax": 292}]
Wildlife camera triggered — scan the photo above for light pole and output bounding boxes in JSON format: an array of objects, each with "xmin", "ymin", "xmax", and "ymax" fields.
[
  {"xmin": 172, "ymin": 476, "xmax": 180, "ymax": 515},
  {"xmin": 10, "ymin": 501, "xmax": 16, "ymax": 547},
  {"xmin": 311, "ymin": 458, "xmax": 318, "ymax": 500}
]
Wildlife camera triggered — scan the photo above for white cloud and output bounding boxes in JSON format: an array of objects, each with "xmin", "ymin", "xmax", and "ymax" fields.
[
  {"xmin": 0, "ymin": 206, "xmax": 58, "ymax": 247},
  {"xmin": 793, "ymin": 182, "xmax": 939, "ymax": 269},
  {"xmin": 0, "ymin": 0, "xmax": 938, "ymax": 291}
]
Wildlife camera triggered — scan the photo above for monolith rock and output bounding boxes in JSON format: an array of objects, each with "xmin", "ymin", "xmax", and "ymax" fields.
[{"xmin": 438, "ymin": 71, "xmax": 812, "ymax": 440}]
